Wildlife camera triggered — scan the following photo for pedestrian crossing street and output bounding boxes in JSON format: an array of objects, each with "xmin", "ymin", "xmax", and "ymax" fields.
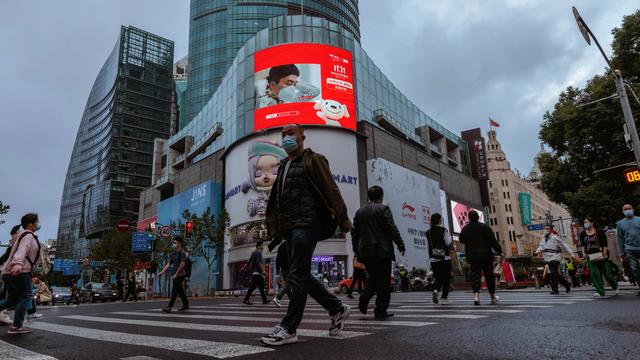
[{"xmin": 2, "ymin": 290, "xmax": 636, "ymax": 359}]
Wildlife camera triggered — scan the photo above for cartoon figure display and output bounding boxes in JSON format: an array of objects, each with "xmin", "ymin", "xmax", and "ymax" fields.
[
  {"xmin": 241, "ymin": 140, "xmax": 288, "ymax": 217},
  {"xmin": 314, "ymin": 99, "xmax": 350, "ymax": 126}
]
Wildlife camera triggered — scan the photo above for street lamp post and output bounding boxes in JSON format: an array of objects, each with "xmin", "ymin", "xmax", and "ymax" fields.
[{"xmin": 572, "ymin": 6, "xmax": 640, "ymax": 169}]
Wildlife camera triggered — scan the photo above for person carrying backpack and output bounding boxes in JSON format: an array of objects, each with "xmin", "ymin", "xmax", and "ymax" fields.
[
  {"xmin": 0, "ymin": 225, "xmax": 22, "ymax": 326},
  {"xmin": 427, "ymin": 213, "xmax": 453, "ymax": 304},
  {"xmin": 0, "ymin": 213, "xmax": 43, "ymax": 334},
  {"xmin": 158, "ymin": 236, "xmax": 189, "ymax": 313}
]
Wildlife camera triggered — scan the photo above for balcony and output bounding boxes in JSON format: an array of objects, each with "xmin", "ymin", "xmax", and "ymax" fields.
[
  {"xmin": 172, "ymin": 153, "xmax": 185, "ymax": 170},
  {"xmin": 430, "ymin": 144, "xmax": 443, "ymax": 158},
  {"xmin": 447, "ymin": 156, "xmax": 458, "ymax": 167},
  {"xmin": 187, "ymin": 122, "xmax": 224, "ymax": 161},
  {"xmin": 373, "ymin": 109, "xmax": 425, "ymax": 149},
  {"xmin": 154, "ymin": 174, "xmax": 174, "ymax": 192}
]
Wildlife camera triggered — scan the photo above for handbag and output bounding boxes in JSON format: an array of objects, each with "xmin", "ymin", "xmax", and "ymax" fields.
[
  {"xmin": 427, "ymin": 229, "xmax": 446, "ymax": 260},
  {"xmin": 588, "ymin": 232, "xmax": 605, "ymax": 262},
  {"xmin": 353, "ymin": 257, "xmax": 365, "ymax": 270}
]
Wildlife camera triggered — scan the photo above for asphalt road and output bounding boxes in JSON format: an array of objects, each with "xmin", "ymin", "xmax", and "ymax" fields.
[{"xmin": 1, "ymin": 286, "xmax": 638, "ymax": 360}]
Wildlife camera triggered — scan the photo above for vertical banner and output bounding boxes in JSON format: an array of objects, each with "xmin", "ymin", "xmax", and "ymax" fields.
[{"xmin": 519, "ymin": 192, "xmax": 532, "ymax": 225}]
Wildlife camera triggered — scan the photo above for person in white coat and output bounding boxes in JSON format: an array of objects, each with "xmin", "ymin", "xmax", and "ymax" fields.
[{"xmin": 535, "ymin": 224, "xmax": 576, "ymax": 295}]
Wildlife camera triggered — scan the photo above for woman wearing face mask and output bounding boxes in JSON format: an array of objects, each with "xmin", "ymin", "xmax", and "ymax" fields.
[
  {"xmin": 579, "ymin": 217, "xmax": 619, "ymax": 297},
  {"xmin": 427, "ymin": 213, "xmax": 453, "ymax": 304},
  {"xmin": 255, "ymin": 64, "xmax": 320, "ymax": 109}
]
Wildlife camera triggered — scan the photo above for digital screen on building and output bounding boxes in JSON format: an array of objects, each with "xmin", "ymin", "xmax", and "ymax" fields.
[
  {"xmin": 623, "ymin": 167, "xmax": 640, "ymax": 184},
  {"xmin": 450, "ymin": 200, "xmax": 485, "ymax": 234},
  {"xmin": 253, "ymin": 43, "xmax": 356, "ymax": 131}
]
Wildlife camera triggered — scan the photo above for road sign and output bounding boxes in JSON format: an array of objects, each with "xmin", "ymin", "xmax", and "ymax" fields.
[
  {"xmin": 527, "ymin": 224, "xmax": 545, "ymax": 231},
  {"xmin": 116, "ymin": 219, "xmax": 130, "ymax": 232},
  {"xmin": 159, "ymin": 225, "xmax": 173, "ymax": 239},
  {"xmin": 132, "ymin": 231, "xmax": 154, "ymax": 253}
]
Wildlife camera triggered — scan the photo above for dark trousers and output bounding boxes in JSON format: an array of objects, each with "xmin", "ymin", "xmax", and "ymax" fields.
[
  {"xmin": 432, "ymin": 260, "xmax": 452, "ymax": 299},
  {"xmin": 123, "ymin": 288, "xmax": 137, "ymax": 302},
  {"xmin": 244, "ymin": 274, "xmax": 267, "ymax": 303},
  {"xmin": 347, "ymin": 271, "xmax": 365, "ymax": 295},
  {"xmin": 548, "ymin": 261, "xmax": 570, "ymax": 291},
  {"xmin": 568, "ymin": 270, "xmax": 579, "ymax": 287},
  {"xmin": 281, "ymin": 228, "xmax": 342, "ymax": 333},
  {"xmin": 168, "ymin": 276, "xmax": 188, "ymax": 308},
  {"xmin": 67, "ymin": 292, "xmax": 80, "ymax": 305},
  {"xmin": 360, "ymin": 258, "xmax": 392, "ymax": 316},
  {"xmin": 469, "ymin": 257, "xmax": 496, "ymax": 294},
  {"xmin": 0, "ymin": 273, "xmax": 32, "ymax": 328}
]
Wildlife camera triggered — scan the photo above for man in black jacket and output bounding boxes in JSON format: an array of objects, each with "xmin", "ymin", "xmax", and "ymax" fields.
[
  {"xmin": 459, "ymin": 210, "xmax": 502, "ymax": 305},
  {"xmin": 262, "ymin": 124, "xmax": 352, "ymax": 346},
  {"xmin": 352, "ymin": 186, "xmax": 406, "ymax": 319}
]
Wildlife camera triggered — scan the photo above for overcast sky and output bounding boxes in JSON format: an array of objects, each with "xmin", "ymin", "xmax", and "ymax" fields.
[{"xmin": 0, "ymin": 1, "xmax": 636, "ymax": 243}]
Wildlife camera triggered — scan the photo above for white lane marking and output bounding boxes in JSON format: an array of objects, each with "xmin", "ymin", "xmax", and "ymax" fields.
[
  {"xmin": 29, "ymin": 322, "xmax": 272, "ymax": 359},
  {"xmin": 110, "ymin": 311, "xmax": 437, "ymax": 327},
  {"xmin": 120, "ymin": 357, "xmax": 163, "ymax": 360},
  {"xmin": 0, "ymin": 340, "xmax": 58, "ymax": 360},
  {"xmin": 60, "ymin": 315, "xmax": 368, "ymax": 339}
]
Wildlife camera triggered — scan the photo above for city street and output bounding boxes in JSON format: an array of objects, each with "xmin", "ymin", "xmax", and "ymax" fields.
[{"xmin": 1, "ymin": 287, "xmax": 638, "ymax": 360}]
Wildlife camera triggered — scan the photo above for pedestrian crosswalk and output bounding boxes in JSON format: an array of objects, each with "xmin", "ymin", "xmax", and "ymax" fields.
[{"xmin": 1, "ymin": 289, "xmax": 637, "ymax": 359}]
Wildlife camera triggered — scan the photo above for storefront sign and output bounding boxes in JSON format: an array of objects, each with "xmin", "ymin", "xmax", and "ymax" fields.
[
  {"xmin": 312, "ymin": 256, "xmax": 335, "ymax": 262},
  {"xmin": 253, "ymin": 44, "xmax": 356, "ymax": 131}
]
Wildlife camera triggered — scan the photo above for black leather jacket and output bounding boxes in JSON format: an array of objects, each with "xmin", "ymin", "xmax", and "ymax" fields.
[{"xmin": 352, "ymin": 203, "xmax": 405, "ymax": 261}]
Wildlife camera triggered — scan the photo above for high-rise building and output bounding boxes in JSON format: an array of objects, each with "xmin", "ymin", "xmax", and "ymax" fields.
[
  {"xmin": 485, "ymin": 130, "xmax": 575, "ymax": 257},
  {"xmin": 173, "ymin": 56, "xmax": 189, "ymax": 132},
  {"xmin": 182, "ymin": 0, "xmax": 360, "ymax": 127},
  {"xmin": 57, "ymin": 26, "xmax": 174, "ymax": 258}
]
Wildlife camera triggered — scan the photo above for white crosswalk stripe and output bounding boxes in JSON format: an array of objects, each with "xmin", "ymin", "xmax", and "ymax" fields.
[
  {"xmin": 28, "ymin": 321, "xmax": 274, "ymax": 358},
  {"xmin": 0, "ymin": 340, "xmax": 58, "ymax": 360}
]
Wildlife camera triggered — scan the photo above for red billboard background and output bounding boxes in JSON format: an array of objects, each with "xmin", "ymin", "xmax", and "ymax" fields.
[{"xmin": 253, "ymin": 43, "xmax": 356, "ymax": 131}]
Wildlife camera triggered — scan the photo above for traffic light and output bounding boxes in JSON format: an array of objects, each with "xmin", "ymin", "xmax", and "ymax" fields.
[{"xmin": 185, "ymin": 220, "xmax": 193, "ymax": 239}]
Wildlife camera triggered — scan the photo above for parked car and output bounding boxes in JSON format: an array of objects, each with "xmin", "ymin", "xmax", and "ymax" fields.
[
  {"xmin": 51, "ymin": 286, "xmax": 72, "ymax": 305},
  {"xmin": 334, "ymin": 276, "xmax": 396, "ymax": 294},
  {"xmin": 81, "ymin": 282, "xmax": 117, "ymax": 303}
]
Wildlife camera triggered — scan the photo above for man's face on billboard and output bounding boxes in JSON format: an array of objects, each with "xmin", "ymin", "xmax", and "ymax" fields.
[{"xmin": 269, "ymin": 74, "xmax": 298, "ymax": 96}]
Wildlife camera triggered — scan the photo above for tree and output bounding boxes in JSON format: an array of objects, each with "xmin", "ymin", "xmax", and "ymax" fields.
[
  {"xmin": 90, "ymin": 231, "xmax": 137, "ymax": 275},
  {"xmin": 182, "ymin": 207, "xmax": 229, "ymax": 296},
  {"xmin": 0, "ymin": 201, "xmax": 9, "ymax": 226},
  {"xmin": 538, "ymin": 10, "xmax": 640, "ymax": 226}
]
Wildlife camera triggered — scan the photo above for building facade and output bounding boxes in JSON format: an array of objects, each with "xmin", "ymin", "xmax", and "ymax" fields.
[
  {"xmin": 182, "ymin": 0, "xmax": 361, "ymax": 127},
  {"xmin": 57, "ymin": 26, "xmax": 174, "ymax": 258},
  {"xmin": 485, "ymin": 130, "xmax": 575, "ymax": 257},
  {"xmin": 139, "ymin": 14, "xmax": 483, "ymax": 292}
]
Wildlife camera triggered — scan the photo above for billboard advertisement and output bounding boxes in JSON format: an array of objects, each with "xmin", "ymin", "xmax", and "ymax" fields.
[
  {"xmin": 450, "ymin": 200, "xmax": 485, "ymax": 234},
  {"xmin": 253, "ymin": 43, "xmax": 355, "ymax": 131},
  {"xmin": 366, "ymin": 158, "xmax": 442, "ymax": 271},
  {"xmin": 224, "ymin": 127, "xmax": 360, "ymax": 288}
]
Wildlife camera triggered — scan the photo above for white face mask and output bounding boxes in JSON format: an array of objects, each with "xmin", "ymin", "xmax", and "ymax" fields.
[{"xmin": 277, "ymin": 85, "xmax": 297, "ymax": 103}]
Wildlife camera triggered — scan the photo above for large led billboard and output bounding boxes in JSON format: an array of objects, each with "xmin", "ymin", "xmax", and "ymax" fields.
[
  {"xmin": 253, "ymin": 43, "xmax": 356, "ymax": 131},
  {"xmin": 450, "ymin": 200, "xmax": 485, "ymax": 234}
]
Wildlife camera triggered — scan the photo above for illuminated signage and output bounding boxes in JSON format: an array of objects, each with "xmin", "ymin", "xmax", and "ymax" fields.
[
  {"xmin": 253, "ymin": 43, "xmax": 356, "ymax": 131},
  {"xmin": 312, "ymin": 256, "xmax": 335, "ymax": 262},
  {"xmin": 624, "ymin": 167, "xmax": 640, "ymax": 184}
]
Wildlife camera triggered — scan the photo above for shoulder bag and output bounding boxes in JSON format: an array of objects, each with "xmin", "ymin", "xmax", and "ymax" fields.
[
  {"xmin": 427, "ymin": 229, "xmax": 446, "ymax": 260},
  {"xmin": 587, "ymin": 232, "xmax": 605, "ymax": 262}
]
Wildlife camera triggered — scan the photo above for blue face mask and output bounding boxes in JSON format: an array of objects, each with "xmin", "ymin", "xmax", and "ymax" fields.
[
  {"xmin": 282, "ymin": 135, "xmax": 298, "ymax": 153},
  {"xmin": 583, "ymin": 223, "xmax": 590, "ymax": 230},
  {"xmin": 624, "ymin": 209, "xmax": 634, "ymax": 218},
  {"xmin": 35, "ymin": 223, "xmax": 41, "ymax": 232}
]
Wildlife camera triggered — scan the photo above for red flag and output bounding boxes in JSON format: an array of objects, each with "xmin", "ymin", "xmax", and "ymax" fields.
[{"xmin": 489, "ymin": 118, "xmax": 500, "ymax": 127}]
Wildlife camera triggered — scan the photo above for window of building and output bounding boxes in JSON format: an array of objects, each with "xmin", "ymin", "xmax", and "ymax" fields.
[
  {"xmin": 505, "ymin": 179, "xmax": 509, "ymax": 186},
  {"xmin": 496, "ymin": 232, "xmax": 500, "ymax": 242},
  {"xmin": 494, "ymin": 218, "xmax": 498, "ymax": 226},
  {"xmin": 509, "ymin": 231, "xmax": 513, "ymax": 241},
  {"xmin": 489, "ymin": 180, "xmax": 492, "ymax": 188},
  {"xmin": 492, "ymin": 205, "xmax": 496, "ymax": 213},
  {"xmin": 509, "ymin": 204, "xmax": 512, "ymax": 212},
  {"xmin": 507, "ymin": 192, "xmax": 510, "ymax": 199},
  {"xmin": 505, "ymin": 204, "xmax": 509, "ymax": 212}
]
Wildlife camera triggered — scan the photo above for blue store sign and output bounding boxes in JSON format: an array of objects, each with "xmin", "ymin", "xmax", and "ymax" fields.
[{"xmin": 157, "ymin": 180, "xmax": 221, "ymax": 227}]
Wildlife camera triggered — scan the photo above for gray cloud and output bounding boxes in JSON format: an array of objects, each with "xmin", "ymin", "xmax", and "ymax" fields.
[{"xmin": 0, "ymin": 1, "xmax": 634, "ymax": 242}]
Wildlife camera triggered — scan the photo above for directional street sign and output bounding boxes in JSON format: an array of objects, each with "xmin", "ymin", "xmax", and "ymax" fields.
[
  {"xmin": 132, "ymin": 231, "xmax": 154, "ymax": 253},
  {"xmin": 527, "ymin": 224, "xmax": 545, "ymax": 231}
]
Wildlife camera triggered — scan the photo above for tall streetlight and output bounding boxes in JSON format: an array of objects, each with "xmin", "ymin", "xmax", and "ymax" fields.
[{"xmin": 572, "ymin": 6, "xmax": 640, "ymax": 168}]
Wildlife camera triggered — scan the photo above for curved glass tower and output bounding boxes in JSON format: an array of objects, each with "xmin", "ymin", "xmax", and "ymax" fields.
[
  {"xmin": 183, "ymin": 0, "xmax": 360, "ymax": 127},
  {"xmin": 57, "ymin": 26, "xmax": 174, "ymax": 258}
]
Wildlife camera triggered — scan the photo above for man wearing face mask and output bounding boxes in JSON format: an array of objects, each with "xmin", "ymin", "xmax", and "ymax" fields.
[
  {"xmin": 535, "ymin": 224, "xmax": 576, "ymax": 295},
  {"xmin": 617, "ymin": 204, "xmax": 640, "ymax": 296},
  {"xmin": 262, "ymin": 124, "xmax": 352, "ymax": 346},
  {"xmin": 158, "ymin": 237, "xmax": 189, "ymax": 313},
  {"xmin": 0, "ymin": 213, "xmax": 42, "ymax": 334},
  {"xmin": 256, "ymin": 64, "xmax": 320, "ymax": 109}
]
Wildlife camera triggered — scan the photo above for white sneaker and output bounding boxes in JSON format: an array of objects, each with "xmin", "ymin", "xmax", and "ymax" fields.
[
  {"xmin": 272, "ymin": 297, "xmax": 282, "ymax": 308},
  {"xmin": 0, "ymin": 311, "xmax": 12, "ymax": 326},
  {"xmin": 615, "ymin": 289, "xmax": 620, "ymax": 296},
  {"xmin": 27, "ymin": 313, "xmax": 43, "ymax": 321},
  {"xmin": 440, "ymin": 299, "xmax": 452, "ymax": 305},
  {"xmin": 593, "ymin": 292, "xmax": 603, "ymax": 297},
  {"xmin": 491, "ymin": 295, "xmax": 500, "ymax": 305},
  {"xmin": 329, "ymin": 304, "xmax": 351, "ymax": 336},
  {"xmin": 261, "ymin": 325, "xmax": 298, "ymax": 346}
]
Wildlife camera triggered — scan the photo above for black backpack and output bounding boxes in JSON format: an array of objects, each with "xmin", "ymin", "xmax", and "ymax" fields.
[
  {"xmin": 184, "ymin": 256, "xmax": 192, "ymax": 278},
  {"xmin": 0, "ymin": 246, "xmax": 12, "ymax": 266}
]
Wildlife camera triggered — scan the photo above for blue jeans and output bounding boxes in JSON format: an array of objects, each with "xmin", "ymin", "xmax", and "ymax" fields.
[
  {"xmin": 0, "ymin": 273, "xmax": 33, "ymax": 327},
  {"xmin": 626, "ymin": 250, "xmax": 640, "ymax": 287},
  {"xmin": 281, "ymin": 228, "xmax": 342, "ymax": 333}
]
